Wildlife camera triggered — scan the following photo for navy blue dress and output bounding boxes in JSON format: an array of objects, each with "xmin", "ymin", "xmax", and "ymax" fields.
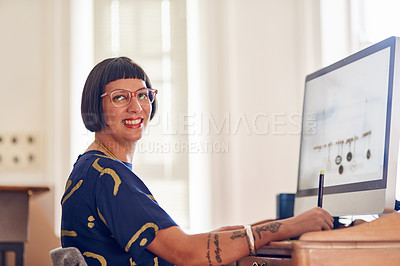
[{"xmin": 61, "ymin": 151, "xmax": 176, "ymax": 265}]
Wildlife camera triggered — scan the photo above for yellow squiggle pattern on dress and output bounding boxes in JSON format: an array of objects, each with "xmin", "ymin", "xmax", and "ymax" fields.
[
  {"xmin": 64, "ymin": 180, "xmax": 72, "ymax": 192},
  {"xmin": 61, "ymin": 230, "xmax": 77, "ymax": 237},
  {"xmin": 62, "ymin": 180, "xmax": 83, "ymax": 205},
  {"xmin": 125, "ymin": 223, "xmax": 159, "ymax": 252},
  {"xmin": 88, "ymin": 216, "xmax": 95, "ymax": 228},
  {"xmin": 97, "ymin": 208, "xmax": 108, "ymax": 227},
  {"xmin": 83, "ymin": 252, "xmax": 107, "ymax": 266},
  {"xmin": 92, "ymin": 158, "xmax": 121, "ymax": 196}
]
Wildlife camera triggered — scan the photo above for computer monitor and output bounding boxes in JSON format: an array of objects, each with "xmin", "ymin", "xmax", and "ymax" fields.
[{"xmin": 295, "ymin": 36, "xmax": 400, "ymax": 217}]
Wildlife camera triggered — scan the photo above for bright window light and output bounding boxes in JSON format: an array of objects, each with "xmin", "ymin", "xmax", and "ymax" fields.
[
  {"xmin": 362, "ymin": 0, "xmax": 400, "ymax": 43},
  {"xmin": 111, "ymin": 0, "xmax": 120, "ymax": 53}
]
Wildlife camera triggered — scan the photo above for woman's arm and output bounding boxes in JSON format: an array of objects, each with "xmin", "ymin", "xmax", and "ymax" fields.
[{"xmin": 146, "ymin": 207, "xmax": 333, "ymax": 265}]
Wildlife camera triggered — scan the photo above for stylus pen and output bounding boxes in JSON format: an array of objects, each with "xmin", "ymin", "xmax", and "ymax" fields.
[{"xmin": 318, "ymin": 170, "xmax": 324, "ymax": 208}]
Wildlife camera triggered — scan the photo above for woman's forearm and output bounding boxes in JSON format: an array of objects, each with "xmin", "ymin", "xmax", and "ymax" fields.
[{"xmin": 147, "ymin": 207, "xmax": 333, "ymax": 265}]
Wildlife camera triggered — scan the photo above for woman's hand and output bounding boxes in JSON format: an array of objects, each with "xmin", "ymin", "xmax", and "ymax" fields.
[
  {"xmin": 250, "ymin": 207, "xmax": 334, "ymax": 247},
  {"xmin": 282, "ymin": 207, "xmax": 334, "ymax": 238}
]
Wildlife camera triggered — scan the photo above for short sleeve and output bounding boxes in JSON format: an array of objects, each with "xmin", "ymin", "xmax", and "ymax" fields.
[{"xmin": 92, "ymin": 158, "xmax": 177, "ymax": 264}]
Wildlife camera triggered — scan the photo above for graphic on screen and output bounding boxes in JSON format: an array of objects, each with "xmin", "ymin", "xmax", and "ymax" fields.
[{"xmin": 298, "ymin": 47, "xmax": 391, "ymax": 191}]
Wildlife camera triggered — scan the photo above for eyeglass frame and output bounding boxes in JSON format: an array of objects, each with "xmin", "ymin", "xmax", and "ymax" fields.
[{"xmin": 100, "ymin": 88, "xmax": 158, "ymax": 107}]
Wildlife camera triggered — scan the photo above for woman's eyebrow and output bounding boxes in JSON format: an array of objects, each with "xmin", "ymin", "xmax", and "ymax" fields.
[{"xmin": 110, "ymin": 87, "xmax": 148, "ymax": 92}]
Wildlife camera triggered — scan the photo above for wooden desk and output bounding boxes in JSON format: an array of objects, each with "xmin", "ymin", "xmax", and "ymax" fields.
[
  {"xmin": 0, "ymin": 186, "xmax": 49, "ymax": 266},
  {"xmin": 237, "ymin": 241, "xmax": 293, "ymax": 266},
  {"xmin": 236, "ymin": 212, "xmax": 400, "ymax": 266}
]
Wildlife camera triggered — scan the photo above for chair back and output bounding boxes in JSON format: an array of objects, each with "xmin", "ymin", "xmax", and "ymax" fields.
[{"xmin": 49, "ymin": 247, "xmax": 88, "ymax": 266}]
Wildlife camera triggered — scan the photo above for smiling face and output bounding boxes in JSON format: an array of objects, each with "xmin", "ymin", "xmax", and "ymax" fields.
[{"xmin": 100, "ymin": 78, "xmax": 151, "ymax": 144}]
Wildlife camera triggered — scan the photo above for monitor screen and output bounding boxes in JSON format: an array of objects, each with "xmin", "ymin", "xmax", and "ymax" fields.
[{"xmin": 295, "ymin": 37, "xmax": 400, "ymax": 216}]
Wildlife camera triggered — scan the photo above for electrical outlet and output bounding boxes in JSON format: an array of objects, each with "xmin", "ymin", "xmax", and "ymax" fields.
[{"xmin": 0, "ymin": 132, "xmax": 43, "ymax": 173}]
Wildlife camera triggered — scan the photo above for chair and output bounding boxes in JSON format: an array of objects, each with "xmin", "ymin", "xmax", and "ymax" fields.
[{"xmin": 49, "ymin": 247, "xmax": 87, "ymax": 266}]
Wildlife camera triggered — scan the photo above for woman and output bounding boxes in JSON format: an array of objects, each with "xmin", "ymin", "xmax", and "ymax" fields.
[{"xmin": 61, "ymin": 57, "xmax": 333, "ymax": 265}]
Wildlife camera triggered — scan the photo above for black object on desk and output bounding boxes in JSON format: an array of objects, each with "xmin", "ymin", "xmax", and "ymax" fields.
[{"xmin": 276, "ymin": 193, "xmax": 295, "ymax": 219}]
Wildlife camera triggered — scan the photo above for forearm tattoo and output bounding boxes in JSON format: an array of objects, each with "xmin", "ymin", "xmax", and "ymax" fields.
[
  {"xmin": 254, "ymin": 222, "xmax": 282, "ymax": 239},
  {"xmin": 230, "ymin": 230, "xmax": 246, "ymax": 240},
  {"xmin": 213, "ymin": 234, "xmax": 222, "ymax": 263},
  {"xmin": 206, "ymin": 233, "xmax": 223, "ymax": 265},
  {"xmin": 206, "ymin": 233, "xmax": 212, "ymax": 266}
]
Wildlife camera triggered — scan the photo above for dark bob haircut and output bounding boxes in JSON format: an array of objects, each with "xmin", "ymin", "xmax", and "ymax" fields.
[{"xmin": 81, "ymin": 57, "xmax": 157, "ymax": 132}]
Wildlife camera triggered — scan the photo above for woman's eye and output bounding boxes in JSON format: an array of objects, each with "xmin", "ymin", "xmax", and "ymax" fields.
[
  {"xmin": 113, "ymin": 94, "xmax": 128, "ymax": 102},
  {"xmin": 138, "ymin": 93, "xmax": 149, "ymax": 100}
]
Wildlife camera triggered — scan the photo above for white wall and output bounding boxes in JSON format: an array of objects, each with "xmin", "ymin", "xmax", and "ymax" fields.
[
  {"xmin": 0, "ymin": 0, "xmax": 322, "ymax": 233},
  {"xmin": 187, "ymin": 0, "xmax": 322, "ymax": 230},
  {"xmin": 0, "ymin": 0, "xmax": 70, "ymax": 231},
  {"xmin": 0, "ymin": 0, "xmax": 49, "ymax": 184}
]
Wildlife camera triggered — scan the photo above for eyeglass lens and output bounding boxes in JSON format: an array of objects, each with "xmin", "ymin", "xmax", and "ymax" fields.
[{"xmin": 111, "ymin": 90, "xmax": 155, "ymax": 107}]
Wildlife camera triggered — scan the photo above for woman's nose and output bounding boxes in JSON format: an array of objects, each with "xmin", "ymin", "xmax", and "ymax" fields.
[{"xmin": 127, "ymin": 96, "xmax": 143, "ymax": 112}]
